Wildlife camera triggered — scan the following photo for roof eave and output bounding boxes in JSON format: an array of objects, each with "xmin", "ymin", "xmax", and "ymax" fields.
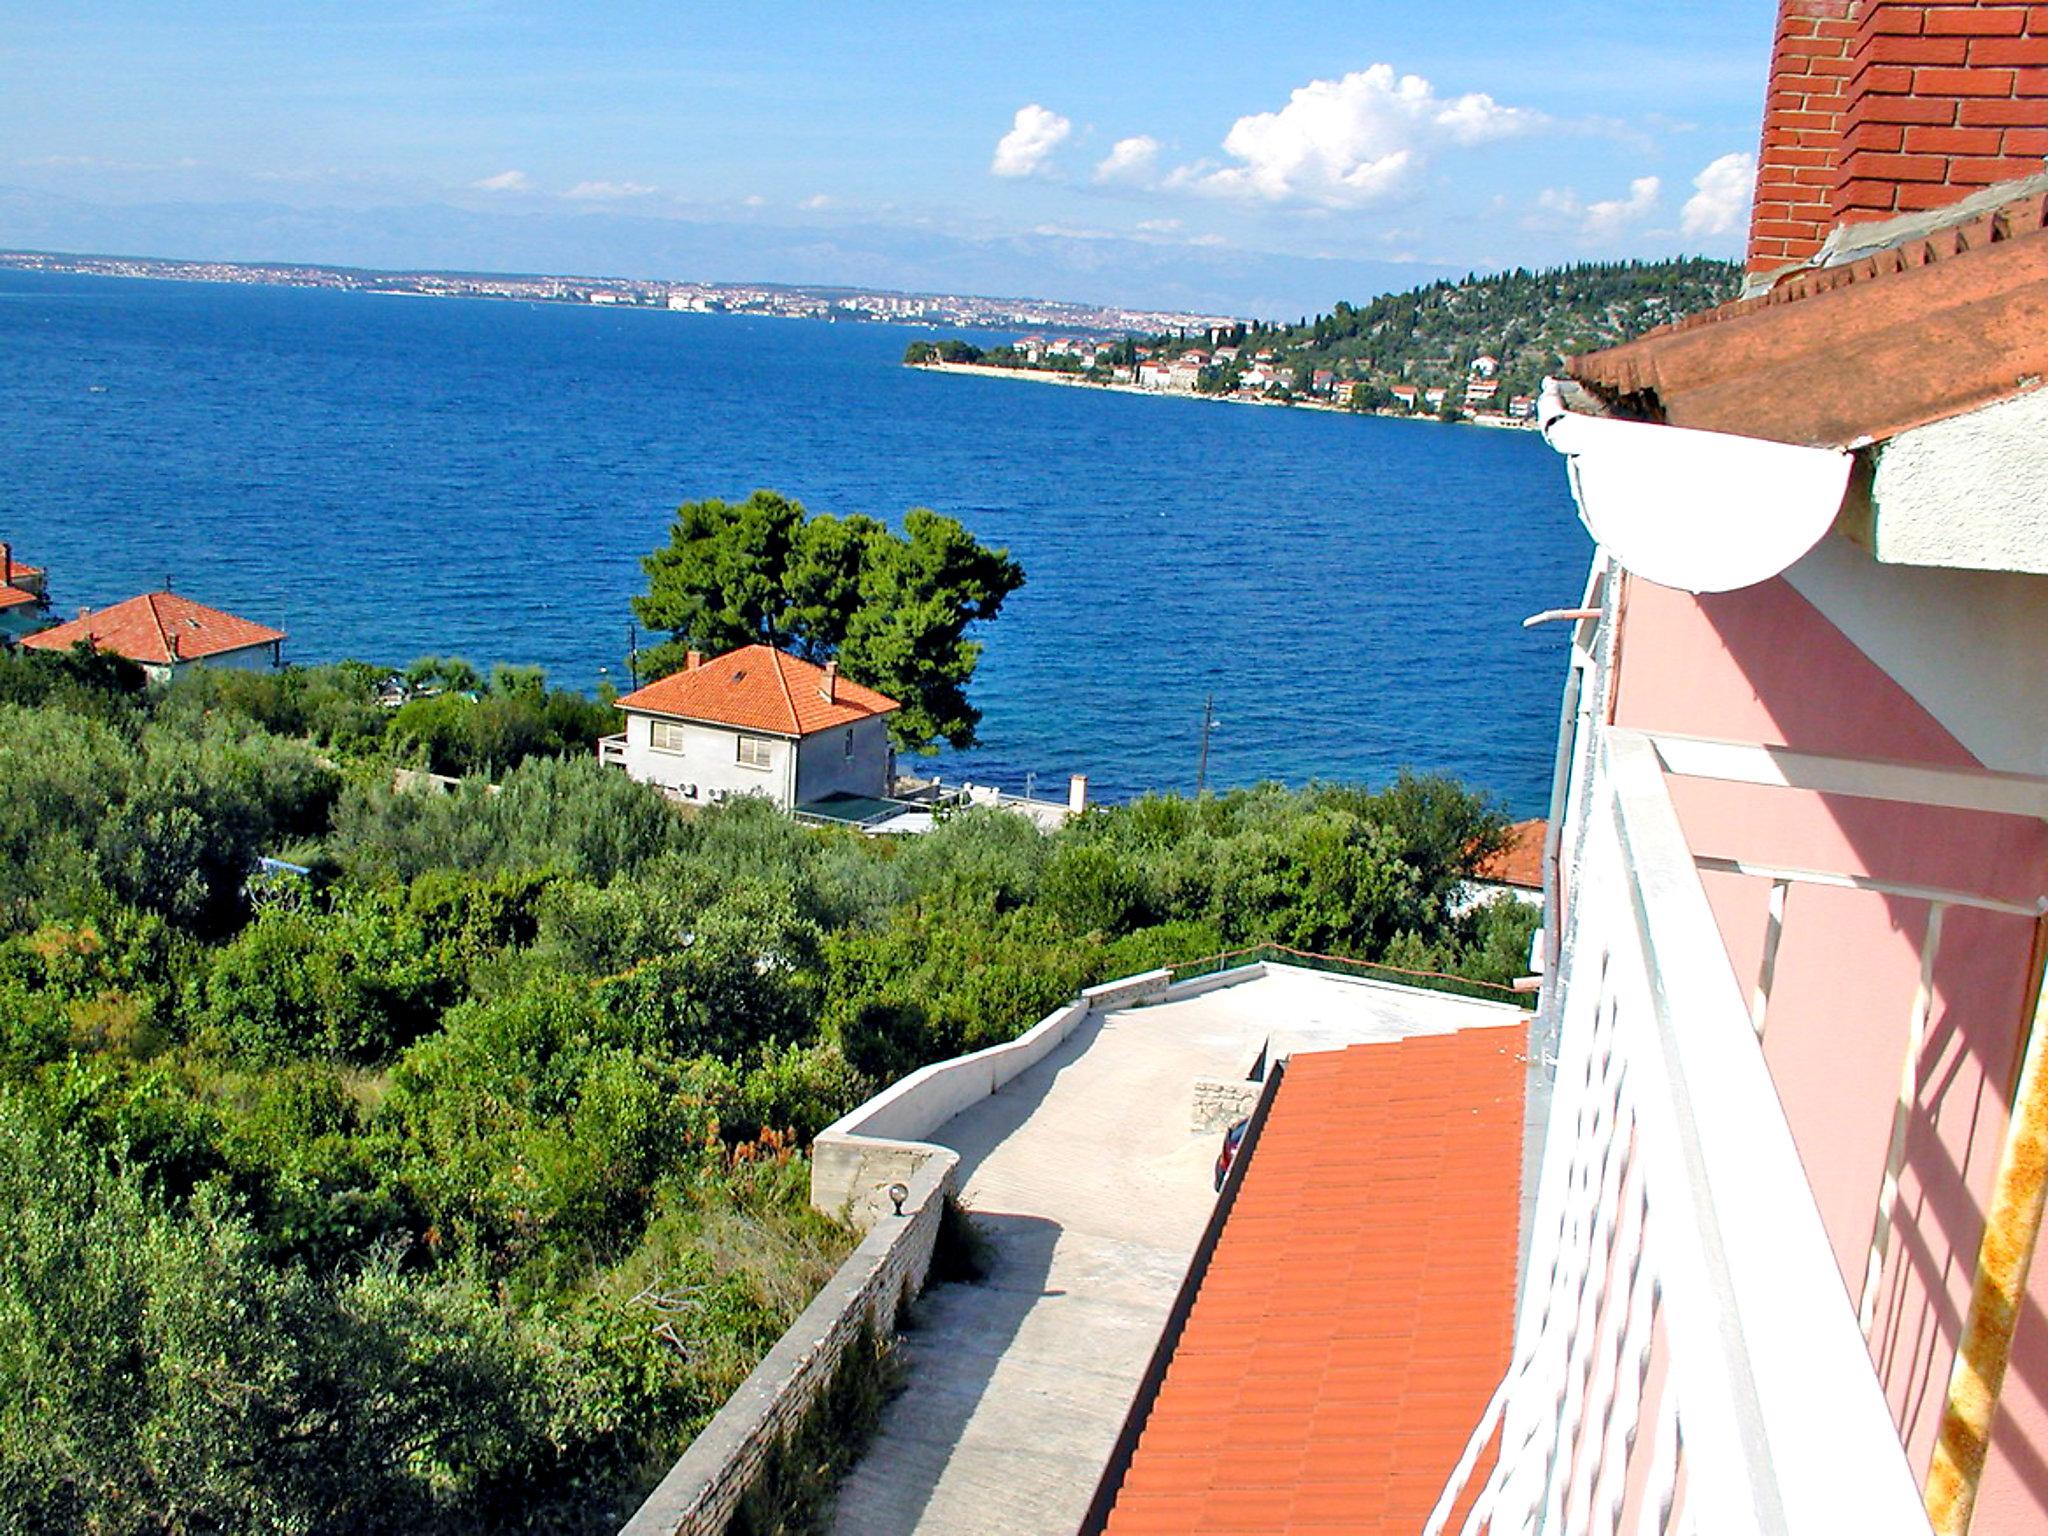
[{"xmin": 1568, "ymin": 184, "xmax": 2048, "ymax": 451}]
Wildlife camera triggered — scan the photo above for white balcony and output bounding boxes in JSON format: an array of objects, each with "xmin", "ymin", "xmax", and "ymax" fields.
[
  {"xmin": 597, "ymin": 732, "xmax": 627, "ymax": 768},
  {"xmin": 1427, "ymin": 719, "xmax": 1934, "ymax": 1535}
]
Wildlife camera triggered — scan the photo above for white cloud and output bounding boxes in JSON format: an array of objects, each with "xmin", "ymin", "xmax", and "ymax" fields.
[
  {"xmin": 1681, "ymin": 151, "xmax": 1756, "ymax": 239},
  {"xmin": 1584, "ymin": 175, "xmax": 1661, "ymax": 236},
  {"xmin": 742, "ymin": 194, "xmax": 766, "ymax": 208},
  {"xmin": 991, "ymin": 104, "xmax": 1072, "ymax": 178},
  {"xmin": 1177, "ymin": 65, "xmax": 1542, "ymax": 208},
  {"xmin": 1095, "ymin": 135, "xmax": 1160, "ymax": 184},
  {"xmin": 799, "ymin": 193, "xmax": 834, "ymax": 210},
  {"xmin": 565, "ymin": 180, "xmax": 655, "ymax": 200},
  {"xmin": 1136, "ymin": 217, "xmax": 1182, "ymax": 233},
  {"xmin": 1534, "ymin": 175, "xmax": 1662, "ymax": 238},
  {"xmin": 471, "ymin": 169, "xmax": 533, "ymax": 193}
]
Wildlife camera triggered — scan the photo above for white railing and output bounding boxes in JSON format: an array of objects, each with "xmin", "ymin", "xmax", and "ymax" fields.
[
  {"xmin": 1427, "ymin": 726, "xmax": 1931, "ymax": 1536},
  {"xmin": 597, "ymin": 733, "xmax": 627, "ymax": 767}
]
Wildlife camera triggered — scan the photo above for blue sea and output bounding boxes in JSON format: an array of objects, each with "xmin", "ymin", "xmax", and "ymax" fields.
[{"xmin": 0, "ymin": 269, "xmax": 1591, "ymax": 810}]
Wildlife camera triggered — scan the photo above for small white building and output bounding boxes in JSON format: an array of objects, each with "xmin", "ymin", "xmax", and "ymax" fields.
[
  {"xmin": 21, "ymin": 589, "xmax": 284, "ymax": 682},
  {"xmin": 605, "ymin": 643, "xmax": 900, "ymax": 812}
]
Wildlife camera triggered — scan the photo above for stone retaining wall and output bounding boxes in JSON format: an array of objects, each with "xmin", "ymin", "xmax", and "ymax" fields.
[
  {"xmin": 617, "ymin": 1150, "xmax": 957, "ymax": 1536},
  {"xmin": 619, "ymin": 962, "xmax": 1251, "ymax": 1536},
  {"xmin": 1190, "ymin": 1077, "xmax": 1262, "ymax": 1133}
]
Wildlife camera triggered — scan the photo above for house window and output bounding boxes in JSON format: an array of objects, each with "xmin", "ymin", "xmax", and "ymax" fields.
[
  {"xmin": 736, "ymin": 733, "xmax": 774, "ymax": 770},
  {"xmin": 844, "ymin": 729, "xmax": 855, "ymax": 760},
  {"xmin": 649, "ymin": 720, "xmax": 687, "ymax": 754}
]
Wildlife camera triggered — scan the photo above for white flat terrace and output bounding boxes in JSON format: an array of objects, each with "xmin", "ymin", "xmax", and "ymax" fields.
[{"xmin": 826, "ymin": 963, "xmax": 1526, "ymax": 1536}]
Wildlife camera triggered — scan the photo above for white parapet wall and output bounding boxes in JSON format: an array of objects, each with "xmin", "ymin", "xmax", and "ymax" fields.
[{"xmin": 810, "ymin": 966, "xmax": 1178, "ymax": 1225}]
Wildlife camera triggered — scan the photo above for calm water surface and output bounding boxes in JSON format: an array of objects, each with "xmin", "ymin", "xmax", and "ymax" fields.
[{"xmin": 0, "ymin": 270, "xmax": 1591, "ymax": 809}]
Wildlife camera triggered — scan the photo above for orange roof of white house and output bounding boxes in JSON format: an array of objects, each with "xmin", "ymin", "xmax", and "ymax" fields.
[
  {"xmin": 22, "ymin": 590, "xmax": 284, "ymax": 665},
  {"xmin": 614, "ymin": 643, "xmax": 899, "ymax": 737},
  {"xmin": 1473, "ymin": 818, "xmax": 1546, "ymax": 891},
  {"xmin": 0, "ymin": 586, "xmax": 38, "ymax": 611}
]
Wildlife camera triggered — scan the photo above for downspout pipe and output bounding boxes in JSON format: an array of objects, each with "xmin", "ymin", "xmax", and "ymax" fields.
[{"xmin": 1926, "ymin": 926, "xmax": 2048, "ymax": 1534}]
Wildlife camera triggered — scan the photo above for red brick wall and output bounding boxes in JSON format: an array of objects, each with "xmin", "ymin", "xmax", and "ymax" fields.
[
  {"xmin": 1835, "ymin": 2, "xmax": 2048, "ymax": 221},
  {"xmin": 1750, "ymin": 1, "xmax": 1863, "ymax": 275}
]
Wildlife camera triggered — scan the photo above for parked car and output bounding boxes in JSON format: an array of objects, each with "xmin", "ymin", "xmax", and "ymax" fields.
[{"xmin": 1213, "ymin": 1117, "xmax": 1249, "ymax": 1191}]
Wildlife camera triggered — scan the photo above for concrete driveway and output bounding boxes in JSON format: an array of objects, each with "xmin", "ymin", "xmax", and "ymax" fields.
[{"xmin": 827, "ymin": 966, "xmax": 1521, "ymax": 1535}]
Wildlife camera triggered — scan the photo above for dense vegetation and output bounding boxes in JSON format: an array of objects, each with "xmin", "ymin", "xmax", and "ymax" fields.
[
  {"xmin": 632, "ymin": 490, "xmax": 1024, "ymax": 753},
  {"xmin": 1166, "ymin": 257, "xmax": 1741, "ymax": 405},
  {"xmin": 0, "ymin": 643, "xmax": 1534, "ymax": 1533},
  {"xmin": 910, "ymin": 257, "xmax": 1741, "ymax": 410}
]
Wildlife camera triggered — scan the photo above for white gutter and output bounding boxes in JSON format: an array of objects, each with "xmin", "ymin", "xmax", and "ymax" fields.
[{"xmin": 1538, "ymin": 379, "xmax": 1855, "ymax": 594}]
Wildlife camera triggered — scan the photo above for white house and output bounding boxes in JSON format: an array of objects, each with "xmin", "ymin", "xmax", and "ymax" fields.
[
  {"xmin": 605, "ymin": 643, "xmax": 900, "ymax": 812},
  {"xmin": 21, "ymin": 589, "xmax": 284, "ymax": 682}
]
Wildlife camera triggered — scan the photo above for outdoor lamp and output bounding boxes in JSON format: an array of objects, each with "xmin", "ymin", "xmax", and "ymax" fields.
[{"xmin": 888, "ymin": 1181, "xmax": 909, "ymax": 1217}]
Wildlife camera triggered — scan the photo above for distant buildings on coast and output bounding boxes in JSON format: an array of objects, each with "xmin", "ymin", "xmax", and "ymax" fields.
[{"xmin": 0, "ymin": 248, "xmax": 1234, "ymax": 340}]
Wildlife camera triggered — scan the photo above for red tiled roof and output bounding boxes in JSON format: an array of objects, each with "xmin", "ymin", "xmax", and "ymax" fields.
[
  {"xmin": 1569, "ymin": 182, "xmax": 2048, "ymax": 448},
  {"xmin": 0, "ymin": 586, "xmax": 37, "ymax": 610},
  {"xmin": 21, "ymin": 590, "xmax": 284, "ymax": 665},
  {"xmin": 1100, "ymin": 1028, "xmax": 1527, "ymax": 1536},
  {"xmin": 1472, "ymin": 818, "xmax": 1545, "ymax": 891},
  {"xmin": 613, "ymin": 643, "xmax": 899, "ymax": 737}
]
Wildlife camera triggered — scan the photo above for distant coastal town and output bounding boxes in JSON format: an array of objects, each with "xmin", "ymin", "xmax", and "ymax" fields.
[
  {"xmin": 905, "ymin": 335, "xmax": 1541, "ymax": 427},
  {"xmin": 0, "ymin": 247, "xmax": 1236, "ymax": 339},
  {"xmin": 905, "ymin": 257, "xmax": 1741, "ymax": 429}
]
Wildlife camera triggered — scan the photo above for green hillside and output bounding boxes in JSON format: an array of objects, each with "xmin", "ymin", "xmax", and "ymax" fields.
[{"xmin": 1168, "ymin": 257, "xmax": 1741, "ymax": 407}]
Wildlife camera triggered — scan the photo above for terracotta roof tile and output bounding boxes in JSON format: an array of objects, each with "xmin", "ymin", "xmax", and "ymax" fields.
[
  {"xmin": 1100, "ymin": 1028, "xmax": 1527, "ymax": 1536},
  {"xmin": 1472, "ymin": 818, "xmax": 1545, "ymax": 890},
  {"xmin": 1569, "ymin": 182, "xmax": 2048, "ymax": 447},
  {"xmin": 0, "ymin": 586, "xmax": 38, "ymax": 611},
  {"xmin": 21, "ymin": 590, "xmax": 284, "ymax": 665},
  {"xmin": 613, "ymin": 643, "xmax": 899, "ymax": 737}
]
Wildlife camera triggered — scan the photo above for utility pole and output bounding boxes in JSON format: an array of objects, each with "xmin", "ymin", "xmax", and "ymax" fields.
[{"xmin": 1196, "ymin": 694, "xmax": 1214, "ymax": 796}]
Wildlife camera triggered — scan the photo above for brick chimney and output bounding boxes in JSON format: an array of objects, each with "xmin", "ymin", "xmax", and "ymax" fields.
[
  {"xmin": 1833, "ymin": 1, "xmax": 2048, "ymax": 224},
  {"xmin": 821, "ymin": 660, "xmax": 838, "ymax": 703},
  {"xmin": 1748, "ymin": 1, "xmax": 1863, "ymax": 276},
  {"xmin": 685, "ymin": 649, "xmax": 702, "ymax": 671}
]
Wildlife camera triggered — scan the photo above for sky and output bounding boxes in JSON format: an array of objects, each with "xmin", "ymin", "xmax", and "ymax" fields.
[{"xmin": 0, "ymin": 1, "xmax": 1778, "ymax": 317}]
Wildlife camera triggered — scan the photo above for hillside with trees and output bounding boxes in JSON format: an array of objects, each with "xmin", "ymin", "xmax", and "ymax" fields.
[
  {"xmin": 0, "ymin": 641, "xmax": 1536, "ymax": 1532},
  {"xmin": 1170, "ymin": 257, "xmax": 1741, "ymax": 407},
  {"xmin": 908, "ymin": 258, "xmax": 1740, "ymax": 413}
]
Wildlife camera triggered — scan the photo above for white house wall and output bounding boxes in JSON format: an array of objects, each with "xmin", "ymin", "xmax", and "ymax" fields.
[
  {"xmin": 147, "ymin": 641, "xmax": 280, "ymax": 685},
  {"xmin": 794, "ymin": 715, "xmax": 893, "ymax": 804},
  {"xmin": 619, "ymin": 712, "xmax": 796, "ymax": 808},
  {"xmin": 1867, "ymin": 385, "xmax": 2048, "ymax": 575}
]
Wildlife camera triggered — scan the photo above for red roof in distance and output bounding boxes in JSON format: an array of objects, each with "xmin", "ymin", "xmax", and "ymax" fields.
[
  {"xmin": 614, "ymin": 643, "xmax": 899, "ymax": 737},
  {"xmin": 1473, "ymin": 818, "xmax": 1546, "ymax": 891},
  {"xmin": 1100, "ymin": 1027, "xmax": 1527, "ymax": 1536},
  {"xmin": 21, "ymin": 591, "xmax": 285, "ymax": 665}
]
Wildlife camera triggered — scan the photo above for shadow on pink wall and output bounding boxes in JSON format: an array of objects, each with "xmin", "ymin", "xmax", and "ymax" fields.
[{"xmin": 1610, "ymin": 570, "xmax": 2048, "ymax": 1525}]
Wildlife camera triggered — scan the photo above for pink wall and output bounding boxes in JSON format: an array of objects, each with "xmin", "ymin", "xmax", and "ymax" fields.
[{"xmin": 1611, "ymin": 571, "xmax": 2048, "ymax": 1530}]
